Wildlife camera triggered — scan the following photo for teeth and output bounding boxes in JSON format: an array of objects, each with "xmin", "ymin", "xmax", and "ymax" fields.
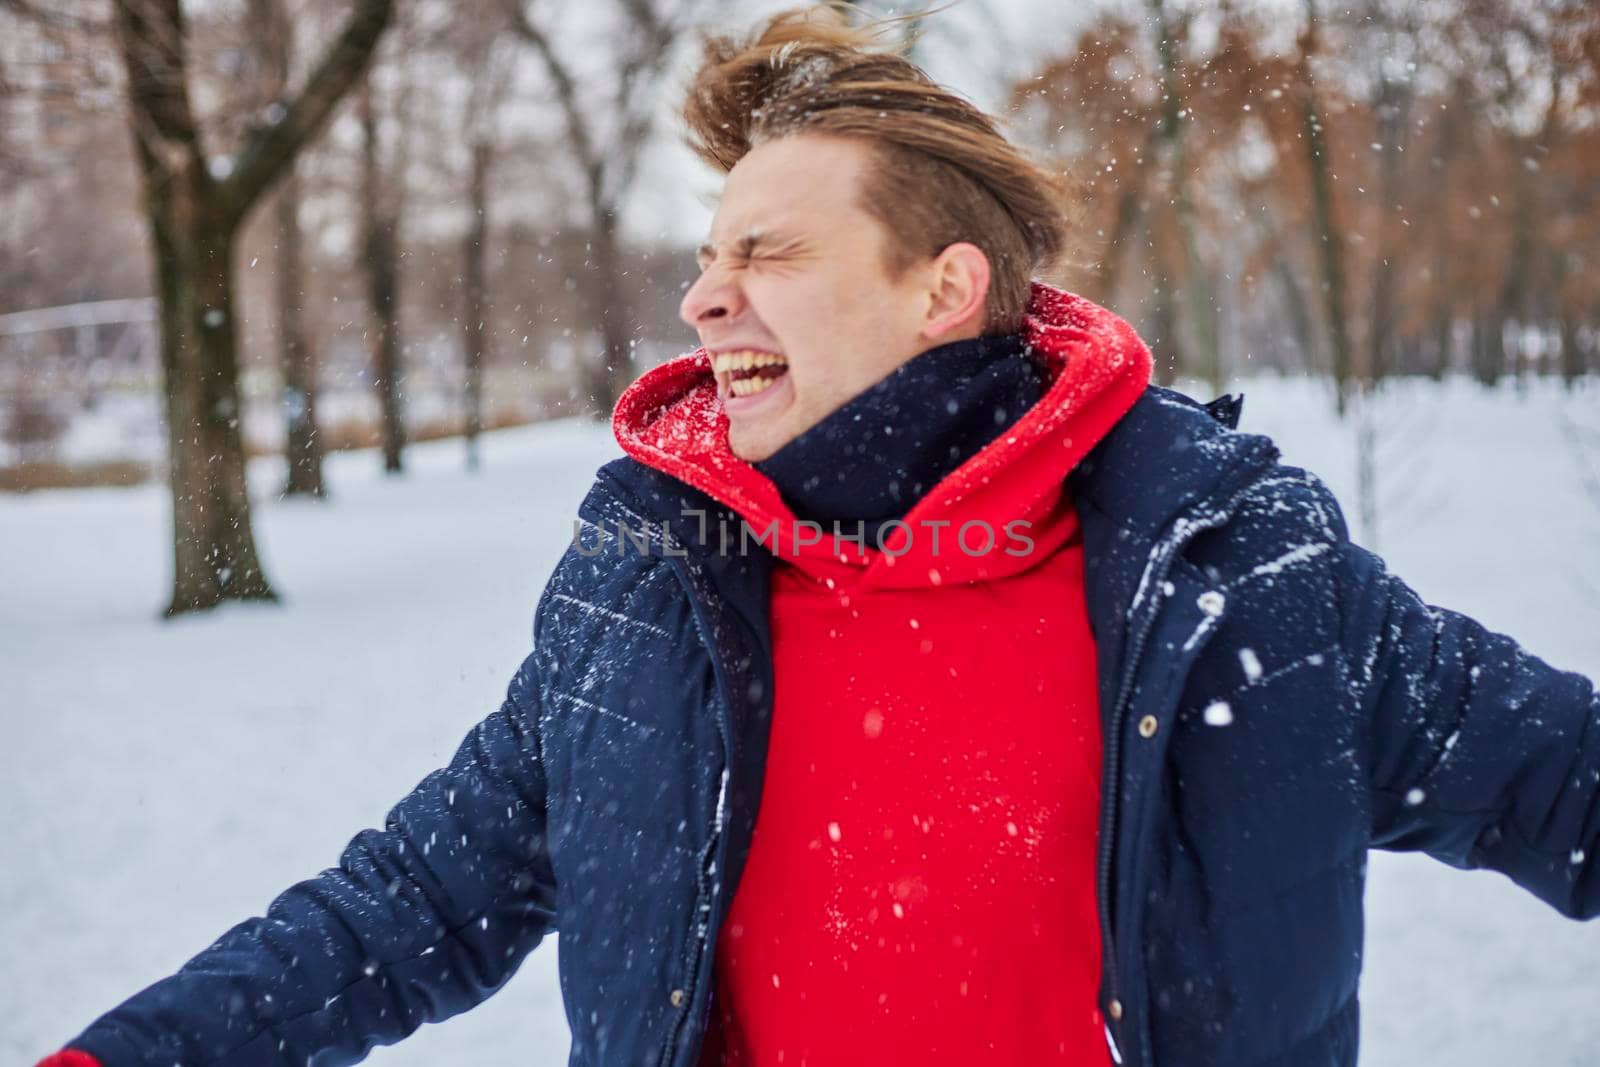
[
  {"xmin": 711, "ymin": 349, "xmax": 787, "ymax": 374},
  {"xmin": 731, "ymin": 375, "xmax": 780, "ymax": 397}
]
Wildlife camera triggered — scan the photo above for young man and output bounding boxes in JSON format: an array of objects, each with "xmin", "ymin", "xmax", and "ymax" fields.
[{"xmin": 39, "ymin": 7, "xmax": 1598, "ymax": 1067}]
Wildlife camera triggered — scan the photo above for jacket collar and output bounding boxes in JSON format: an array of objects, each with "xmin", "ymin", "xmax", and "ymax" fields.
[
  {"xmin": 1070, "ymin": 385, "xmax": 1275, "ymax": 542},
  {"xmin": 608, "ymin": 282, "xmax": 1154, "ymax": 588}
]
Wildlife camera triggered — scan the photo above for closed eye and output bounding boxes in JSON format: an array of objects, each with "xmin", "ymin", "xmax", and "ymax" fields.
[{"xmin": 695, "ymin": 232, "xmax": 810, "ymax": 272}]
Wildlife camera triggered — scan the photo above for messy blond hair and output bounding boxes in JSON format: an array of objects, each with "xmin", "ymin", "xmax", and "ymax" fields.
[{"xmin": 682, "ymin": 3, "xmax": 1073, "ymax": 333}]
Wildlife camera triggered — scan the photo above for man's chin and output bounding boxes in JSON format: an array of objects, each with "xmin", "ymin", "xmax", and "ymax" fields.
[{"xmin": 727, "ymin": 423, "xmax": 791, "ymax": 463}]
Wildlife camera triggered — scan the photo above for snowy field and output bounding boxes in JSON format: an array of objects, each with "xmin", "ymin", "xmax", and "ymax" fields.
[{"xmin": 3, "ymin": 372, "xmax": 1598, "ymax": 1066}]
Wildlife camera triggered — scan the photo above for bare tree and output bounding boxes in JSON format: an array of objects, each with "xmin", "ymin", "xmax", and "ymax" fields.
[
  {"xmin": 506, "ymin": 0, "xmax": 698, "ymax": 417},
  {"xmin": 113, "ymin": 0, "xmax": 392, "ymax": 614},
  {"xmin": 1295, "ymin": 0, "xmax": 1355, "ymax": 414},
  {"xmin": 458, "ymin": 32, "xmax": 514, "ymax": 471},
  {"xmin": 275, "ymin": 160, "xmax": 325, "ymax": 495},
  {"xmin": 1013, "ymin": 0, "xmax": 1600, "ymax": 407},
  {"xmin": 246, "ymin": 0, "xmax": 327, "ymax": 498},
  {"xmin": 358, "ymin": 78, "xmax": 404, "ymax": 474},
  {"xmin": 1148, "ymin": 0, "xmax": 1221, "ymax": 392},
  {"xmin": 461, "ymin": 136, "xmax": 491, "ymax": 471}
]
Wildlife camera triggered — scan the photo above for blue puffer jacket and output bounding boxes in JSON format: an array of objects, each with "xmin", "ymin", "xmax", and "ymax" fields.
[{"xmin": 63, "ymin": 386, "xmax": 1599, "ymax": 1067}]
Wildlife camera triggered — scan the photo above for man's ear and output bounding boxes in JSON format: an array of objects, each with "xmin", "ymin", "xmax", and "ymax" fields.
[{"xmin": 921, "ymin": 242, "xmax": 991, "ymax": 340}]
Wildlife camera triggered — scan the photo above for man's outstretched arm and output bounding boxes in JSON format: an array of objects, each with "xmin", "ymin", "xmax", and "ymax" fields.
[
  {"xmin": 37, "ymin": 649, "xmax": 559, "ymax": 1067},
  {"xmin": 1338, "ymin": 538, "xmax": 1600, "ymax": 919}
]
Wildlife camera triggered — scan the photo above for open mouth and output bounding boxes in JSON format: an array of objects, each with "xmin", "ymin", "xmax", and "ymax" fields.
[{"xmin": 711, "ymin": 350, "xmax": 790, "ymax": 399}]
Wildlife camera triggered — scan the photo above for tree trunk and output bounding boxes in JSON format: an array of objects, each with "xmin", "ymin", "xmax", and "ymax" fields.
[
  {"xmin": 1495, "ymin": 190, "xmax": 1533, "ymax": 389},
  {"xmin": 117, "ymin": 0, "xmax": 273, "ymax": 615},
  {"xmin": 1367, "ymin": 72, "xmax": 1409, "ymax": 387},
  {"xmin": 1243, "ymin": 206, "xmax": 1317, "ymax": 371},
  {"xmin": 249, "ymin": 0, "xmax": 325, "ymax": 498},
  {"xmin": 1369, "ymin": 262, "xmax": 1395, "ymax": 383},
  {"xmin": 1094, "ymin": 181, "xmax": 1142, "ymax": 308},
  {"xmin": 154, "ymin": 200, "xmax": 277, "ymax": 614},
  {"xmin": 1471, "ymin": 313, "xmax": 1505, "ymax": 385},
  {"xmin": 115, "ymin": 0, "xmax": 391, "ymax": 614},
  {"xmin": 367, "ymin": 222, "xmax": 404, "ymax": 473},
  {"xmin": 462, "ymin": 140, "xmax": 490, "ymax": 471},
  {"xmin": 277, "ymin": 166, "xmax": 325, "ymax": 497},
  {"xmin": 582, "ymin": 206, "xmax": 634, "ymax": 419},
  {"xmin": 360, "ymin": 84, "xmax": 404, "ymax": 473},
  {"xmin": 1272, "ymin": 255, "xmax": 1318, "ymax": 372},
  {"xmin": 1094, "ymin": 129, "xmax": 1159, "ymax": 307},
  {"xmin": 1428, "ymin": 304, "xmax": 1452, "ymax": 381},
  {"xmin": 1150, "ymin": 276, "xmax": 1180, "ymax": 387},
  {"xmin": 1422, "ymin": 76, "xmax": 1466, "ymax": 384},
  {"xmin": 1353, "ymin": 378, "xmax": 1379, "ymax": 549},
  {"xmin": 1559, "ymin": 312, "xmax": 1583, "ymax": 387},
  {"xmin": 1149, "ymin": 0, "xmax": 1220, "ymax": 393},
  {"xmin": 1298, "ymin": 0, "xmax": 1353, "ymax": 416}
]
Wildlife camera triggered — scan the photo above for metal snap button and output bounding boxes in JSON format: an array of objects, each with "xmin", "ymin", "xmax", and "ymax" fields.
[
  {"xmin": 1138, "ymin": 715, "xmax": 1159, "ymax": 738},
  {"xmin": 670, "ymin": 988, "xmax": 686, "ymax": 1007},
  {"xmin": 1109, "ymin": 997, "xmax": 1124, "ymax": 1020},
  {"xmin": 1197, "ymin": 590, "xmax": 1226, "ymax": 616}
]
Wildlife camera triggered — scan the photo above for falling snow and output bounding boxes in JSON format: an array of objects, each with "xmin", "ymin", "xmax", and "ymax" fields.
[
  {"xmin": 1238, "ymin": 648, "xmax": 1263, "ymax": 682},
  {"xmin": 4, "ymin": 378, "xmax": 1596, "ymax": 1065}
]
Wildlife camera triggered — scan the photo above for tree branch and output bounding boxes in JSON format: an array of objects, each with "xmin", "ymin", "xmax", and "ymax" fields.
[
  {"xmin": 218, "ymin": 0, "xmax": 393, "ymax": 229},
  {"xmin": 616, "ymin": 0, "xmax": 675, "ymax": 57},
  {"xmin": 0, "ymin": 0, "xmax": 110, "ymax": 33},
  {"xmin": 113, "ymin": 0, "xmax": 204, "ymax": 188},
  {"xmin": 504, "ymin": 0, "xmax": 604, "ymax": 196}
]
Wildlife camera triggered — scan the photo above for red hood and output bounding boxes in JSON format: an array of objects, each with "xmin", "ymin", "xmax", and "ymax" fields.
[{"xmin": 613, "ymin": 282, "xmax": 1152, "ymax": 590}]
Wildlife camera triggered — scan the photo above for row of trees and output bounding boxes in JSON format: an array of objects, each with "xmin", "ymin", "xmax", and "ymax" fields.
[
  {"xmin": 1, "ymin": 0, "xmax": 708, "ymax": 614},
  {"xmin": 2, "ymin": 0, "xmax": 1596, "ymax": 616},
  {"xmin": 1017, "ymin": 0, "xmax": 1600, "ymax": 407}
]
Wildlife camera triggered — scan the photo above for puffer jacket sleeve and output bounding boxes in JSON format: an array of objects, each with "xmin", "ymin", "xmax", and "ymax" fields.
[
  {"xmin": 61, "ymin": 648, "xmax": 559, "ymax": 1067},
  {"xmin": 1337, "ymin": 538, "xmax": 1600, "ymax": 920}
]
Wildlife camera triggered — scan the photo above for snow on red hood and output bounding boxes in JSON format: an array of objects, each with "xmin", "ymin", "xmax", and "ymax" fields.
[{"xmin": 612, "ymin": 282, "xmax": 1152, "ymax": 590}]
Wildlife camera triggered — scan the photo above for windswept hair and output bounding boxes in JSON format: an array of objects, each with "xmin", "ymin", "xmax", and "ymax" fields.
[{"xmin": 681, "ymin": 3, "xmax": 1075, "ymax": 333}]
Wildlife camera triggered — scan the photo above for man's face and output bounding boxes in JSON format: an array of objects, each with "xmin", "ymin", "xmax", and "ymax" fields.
[{"xmin": 678, "ymin": 133, "xmax": 949, "ymax": 462}]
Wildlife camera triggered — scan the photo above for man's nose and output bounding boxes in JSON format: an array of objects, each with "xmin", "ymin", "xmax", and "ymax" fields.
[{"xmin": 679, "ymin": 269, "xmax": 743, "ymax": 329}]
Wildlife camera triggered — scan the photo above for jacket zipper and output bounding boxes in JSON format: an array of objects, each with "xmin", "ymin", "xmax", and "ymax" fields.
[
  {"xmin": 1094, "ymin": 446, "xmax": 1275, "ymax": 1063},
  {"xmin": 659, "ymin": 552, "xmax": 736, "ymax": 1067}
]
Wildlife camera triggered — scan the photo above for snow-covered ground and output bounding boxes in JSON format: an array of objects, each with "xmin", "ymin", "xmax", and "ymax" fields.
[{"xmin": 3, "ymin": 372, "xmax": 1597, "ymax": 1066}]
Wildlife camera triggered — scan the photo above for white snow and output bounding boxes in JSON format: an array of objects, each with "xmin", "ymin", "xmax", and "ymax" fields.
[
  {"xmin": 2, "ymin": 420, "xmax": 606, "ymax": 1066},
  {"xmin": 1238, "ymin": 647, "xmax": 1263, "ymax": 682},
  {"xmin": 1246, "ymin": 539, "xmax": 1332, "ymax": 579},
  {"xmin": 3, "ymin": 373, "xmax": 1598, "ymax": 1064}
]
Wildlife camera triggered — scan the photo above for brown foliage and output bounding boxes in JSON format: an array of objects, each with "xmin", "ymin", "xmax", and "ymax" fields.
[{"xmin": 1015, "ymin": 0, "xmax": 1600, "ymax": 385}]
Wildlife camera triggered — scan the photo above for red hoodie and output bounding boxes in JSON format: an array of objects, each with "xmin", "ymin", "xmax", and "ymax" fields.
[{"xmin": 614, "ymin": 283, "xmax": 1152, "ymax": 1066}]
